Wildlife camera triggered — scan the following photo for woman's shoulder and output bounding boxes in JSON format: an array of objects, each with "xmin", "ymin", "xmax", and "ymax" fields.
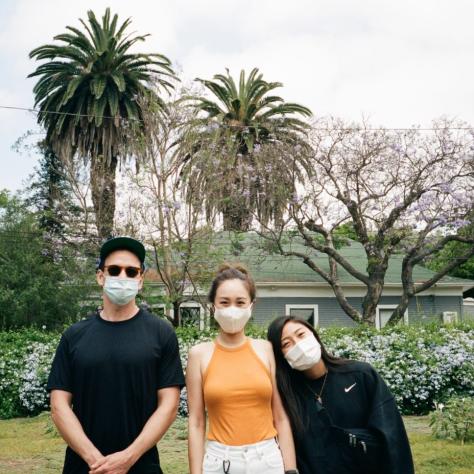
[
  {"xmin": 249, "ymin": 337, "xmax": 272, "ymax": 351},
  {"xmin": 331, "ymin": 360, "xmax": 386, "ymax": 388},
  {"xmin": 330, "ymin": 360, "xmax": 378, "ymax": 376},
  {"xmin": 188, "ymin": 340, "xmax": 214, "ymax": 357}
]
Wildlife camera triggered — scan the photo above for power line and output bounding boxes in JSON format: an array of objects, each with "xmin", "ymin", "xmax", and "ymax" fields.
[
  {"xmin": 0, "ymin": 105, "xmax": 142, "ymax": 123},
  {"xmin": 1, "ymin": 105, "xmax": 473, "ymax": 131}
]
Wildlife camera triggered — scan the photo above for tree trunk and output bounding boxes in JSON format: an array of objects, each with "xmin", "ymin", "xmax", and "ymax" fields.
[
  {"xmin": 360, "ymin": 256, "xmax": 388, "ymax": 325},
  {"xmin": 90, "ymin": 154, "xmax": 117, "ymax": 239},
  {"xmin": 361, "ymin": 280, "xmax": 385, "ymax": 325},
  {"xmin": 387, "ymin": 294, "xmax": 410, "ymax": 326},
  {"xmin": 331, "ymin": 281, "xmax": 363, "ymax": 323},
  {"xmin": 172, "ymin": 300, "xmax": 180, "ymax": 327},
  {"xmin": 222, "ymin": 197, "xmax": 252, "ymax": 231}
]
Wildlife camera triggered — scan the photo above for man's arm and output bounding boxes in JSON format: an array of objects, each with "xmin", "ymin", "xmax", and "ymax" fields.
[
  {"xmin": 89, "ymin": 386, "xmax": 180, "ymax": 474},
  {"xmin": 50, "ymin": 390, "xmax": 104, "ymax": 468}
]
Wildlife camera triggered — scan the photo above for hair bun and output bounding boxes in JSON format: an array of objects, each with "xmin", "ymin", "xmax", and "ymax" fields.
[
  {"xmin": 209, "ymin": 262, "xmax": 256, "ymax": 303},
  {"xmin": 217, "ymin": 262, "xmax": 249, "ymax": 275}
]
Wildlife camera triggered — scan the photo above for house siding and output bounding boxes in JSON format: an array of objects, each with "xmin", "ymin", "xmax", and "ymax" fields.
[
  {"xmin": 252, "ymin": 295, "xmax": 462, "ymax": 327},
  {"xmin": 434, "ymin": 296, "xmax": 463, "ymax": 321}
]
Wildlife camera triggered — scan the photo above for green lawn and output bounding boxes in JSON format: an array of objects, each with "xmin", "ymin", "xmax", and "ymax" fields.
[{"xmin": 0, "ymin": 414, "xmax": 472, "ymax": 473}]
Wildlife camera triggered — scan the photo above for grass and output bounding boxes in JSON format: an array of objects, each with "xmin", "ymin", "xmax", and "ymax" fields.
[{"xmin": 0, "ymin": 414, "xmax": 472, "ymax": 473}]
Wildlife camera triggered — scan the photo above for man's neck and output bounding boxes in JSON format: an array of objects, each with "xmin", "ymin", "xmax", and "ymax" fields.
[{"xmin": 100, "ymin": 299, "xmax": 140, "ymax": 322}]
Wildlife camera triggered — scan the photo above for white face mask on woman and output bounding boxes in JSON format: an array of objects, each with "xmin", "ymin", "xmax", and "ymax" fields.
[
  {"xmin": 103, "ymin": 276, "xmax": 140, "ymax": 306},
  {"xmin": 284, "ymin": 334, "xmax": 322, "ymax": 370},
  {"xmin": 214, "ymin": 305, "xmax": 252, "ymax": 334}
]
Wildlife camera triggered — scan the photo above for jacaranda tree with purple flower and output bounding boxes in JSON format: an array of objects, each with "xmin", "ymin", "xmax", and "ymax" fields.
[{"xmin": 259, "ymin": 117, "xmax": 474, "ymax": 325}]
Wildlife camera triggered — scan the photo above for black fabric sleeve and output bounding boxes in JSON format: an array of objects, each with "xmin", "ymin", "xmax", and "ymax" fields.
[
  {"xmin": 156, "ymin": 327, "xmax": 185, "ymax": 390},
  {"xmin": 47, "ymin": 334, "xmax": 73, "ymax": 393},
  {"xmin": 366, "ymin": 369, "xmax": 414, "ymax": 474}
]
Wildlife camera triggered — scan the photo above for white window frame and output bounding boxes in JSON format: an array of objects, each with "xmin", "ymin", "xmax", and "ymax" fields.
[
  {"xmin": 285, "ymin": 304, "xmax": 319, "ymax": 327},
  {"xmin": 149, "ymin": 303, "xmax": 169, "ymax": 318},
  {"xmin": 375, "ymin": 305, "xmax": 408, "ymax": 330},
  {"xmin": 179, "ymin": 301, "xmax": 205, "ymax": 330}
]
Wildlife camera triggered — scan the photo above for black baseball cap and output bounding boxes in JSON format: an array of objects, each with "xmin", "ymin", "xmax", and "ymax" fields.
[{"xmin": 97, "ymin": 236, "xmax": 146, "ymax": 269}]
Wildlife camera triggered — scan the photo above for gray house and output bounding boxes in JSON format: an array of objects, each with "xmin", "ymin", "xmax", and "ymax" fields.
[{"xmin": 148, "ymin": 234, "xmax": 474, "ymax": 329}]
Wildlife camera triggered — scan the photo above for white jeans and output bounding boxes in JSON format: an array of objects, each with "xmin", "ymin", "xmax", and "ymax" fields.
[{"xmin": 202, "ymin": 438, "xmax": 285, "ymax": 474}]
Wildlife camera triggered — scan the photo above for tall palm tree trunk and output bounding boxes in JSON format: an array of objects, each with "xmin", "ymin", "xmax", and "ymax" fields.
[
  {"xmin": 221, "ymin": 167, "xmax": 252, "ymax": 231},
  {"xmin": 222, "ymin": 199, "xmax": 252, "ymax": 231},
  {"xmin": 91, "ymin": 154, "xmax": 117, "ymax": 239}
]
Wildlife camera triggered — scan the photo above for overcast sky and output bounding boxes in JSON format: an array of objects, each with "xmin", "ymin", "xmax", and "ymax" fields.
[{"xmin": 1, "ymin": 0, "xmax": 473, "ymax": 191}]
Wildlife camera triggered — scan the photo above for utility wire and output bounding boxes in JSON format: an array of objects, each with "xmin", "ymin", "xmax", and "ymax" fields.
[{"xmin": 1, "ymin": 105, "xmax": 473, "ymax": 131}]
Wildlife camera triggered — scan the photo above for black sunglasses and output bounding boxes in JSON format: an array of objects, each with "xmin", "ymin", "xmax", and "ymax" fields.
[{"xmin": 104, "ymin": 265, "xmax": 142, "ymax": 278}]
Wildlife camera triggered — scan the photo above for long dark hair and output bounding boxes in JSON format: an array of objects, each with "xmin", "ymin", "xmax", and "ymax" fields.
[{"xmin": 267, "ymin": 315, "xmax": 349, "ymax": 433}]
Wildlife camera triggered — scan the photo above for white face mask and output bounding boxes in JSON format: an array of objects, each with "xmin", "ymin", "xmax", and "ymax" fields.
[
  {"xmin": 103, "ymin": 276, "xmax": 140, "ymax": 306},
  {"xmin": 214, "ymin": 305, "xmax": 252, "ymax": 334},
  {"xmin": 284, "ymin": 334, "xmax": 322, "ymax": 370}
]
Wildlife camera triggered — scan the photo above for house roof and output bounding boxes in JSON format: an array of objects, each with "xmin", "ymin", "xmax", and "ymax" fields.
[{"xmin": 211, "ymin": 232, "xmax": 474, "ymax": 289}]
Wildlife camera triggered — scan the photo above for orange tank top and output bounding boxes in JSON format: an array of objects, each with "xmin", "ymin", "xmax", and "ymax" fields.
[{"xmin": 203, "ymin": 338, "xmax": 277, "ymax": 446}]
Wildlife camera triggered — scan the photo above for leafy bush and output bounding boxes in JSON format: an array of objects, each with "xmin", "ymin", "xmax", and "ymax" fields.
[
  {"xmin": 1, "ymin": 323, "xmax": 473, "ymax": 419},
  {"xmin": 429, "ymin": 396, "xmax": 474, "ymax": 444},
  {"xmin": 0, "ymin": 191, "xmax": 96, "ymax": 330}
]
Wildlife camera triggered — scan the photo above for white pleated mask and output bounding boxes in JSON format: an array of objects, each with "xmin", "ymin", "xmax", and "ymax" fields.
[
  {"xmin": 284, "ymin": 334, "xmax": 322, "ymax": 370},
  {"xmin": 214, "ymin": 305, "xmax": 252, "ymax": 333}
]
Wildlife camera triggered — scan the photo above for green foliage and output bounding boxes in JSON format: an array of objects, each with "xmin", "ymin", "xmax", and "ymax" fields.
[
  {"xmin": 0, "ymin": 192, "xmax": 95, "ymax": 330},
  {"xmin": 28, "ymin": 8, "xmax": 176, "ymax": 238},
  {"xmin": 332, "ymin": 222, "xmax": 359, "ymax": 244},
  {"xmin": 427, "ymin": 221, "xmax": 474, "ymax": 282},
  {"xmin": 430, "ymin": 396, "xmax": 474, "ymax": 444},
  {"xmin": 26, "ymin": 143, "xmax": 82, "ymax": 236},
  {"xmin": 28, "ymin": 7, "xmax": 175, "ymax": 162},
  {"xmin": 194, "ymin": 68, "xmax": 312, "ymax": 152},
  {"xmin": 181, "ymin": 68, "xmax": 313, "ymax": 231}
]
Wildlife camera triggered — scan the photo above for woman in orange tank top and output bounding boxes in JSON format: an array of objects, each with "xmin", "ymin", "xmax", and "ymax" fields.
[{"xmin": 186, "ymin": 264, "xmax": 298, "ymax": 474}]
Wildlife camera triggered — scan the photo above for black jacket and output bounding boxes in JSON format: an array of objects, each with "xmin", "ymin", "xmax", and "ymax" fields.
[{"xmin": 294, "ymin": 361, "xmax": 414, "ymax": 474}]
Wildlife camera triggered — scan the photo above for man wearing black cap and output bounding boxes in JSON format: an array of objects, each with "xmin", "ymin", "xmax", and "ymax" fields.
[{"xmin": 47, "ymin": 237, "xmax": 185, "ymax": 474}]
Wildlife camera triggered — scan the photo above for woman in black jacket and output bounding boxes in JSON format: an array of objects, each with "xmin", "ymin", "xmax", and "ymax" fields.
[{"xmin": 267, "ymin": 316, "xmax": 414, "ymax": 474}]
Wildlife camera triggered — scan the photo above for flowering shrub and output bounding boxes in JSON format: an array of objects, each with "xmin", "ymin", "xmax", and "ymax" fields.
[
  {"xmin": 320, "ymin": 324, "xmax": 474, "ymax": 414},
  {"xmin": 1, "ymin": 323, "xmax": 472, "ymax": 419},
  {"xmin": 0, "ymin": 329, "xmax": 59, "ymax": 418},
  {"xmin": 18, "ymin": 341, "xmax": 57, "ymax": 414}
]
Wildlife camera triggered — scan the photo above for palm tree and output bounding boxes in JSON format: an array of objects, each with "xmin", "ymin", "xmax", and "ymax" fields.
[
  {"xmin": 28, "ymin": 8, "xmax": 175, "ymax": 238},
  {"xmin": 181, "ymin": 68, "xmax": 312, "ymax": 231}
]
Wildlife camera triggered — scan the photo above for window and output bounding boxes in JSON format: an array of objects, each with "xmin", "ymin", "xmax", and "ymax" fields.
[
  {"xmin": 285, "ymin": 304, "xmax": 319, "ymax": 327},
  {"xmin": 153, "ymin": 305, "xmax": 166, "ymax": 318},
  {"xmin": 179, "ymin": 302, "xmax": 205, "ymax": 329},
  {"xmin": 376, "ymin": 305, "xmax": 408, "ymax": 330}
]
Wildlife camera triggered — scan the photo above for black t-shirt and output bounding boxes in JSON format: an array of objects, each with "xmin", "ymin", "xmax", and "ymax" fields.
[
  {"xmin": 294, "ymin": 361, "xmax": 414, "ymax": 474},
  {"xmin": 47, "ymin": 308, "xmax": 185, "ymax": 474}
]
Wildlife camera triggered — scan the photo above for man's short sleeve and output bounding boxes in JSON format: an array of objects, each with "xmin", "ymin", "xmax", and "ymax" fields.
[
  {"xmin": 156, "ymin": 328, "xmax": 185, "ymax": 390},
  {"xmin": 47, "ymin": 334, "xmax": 73, "ymax": 393}
]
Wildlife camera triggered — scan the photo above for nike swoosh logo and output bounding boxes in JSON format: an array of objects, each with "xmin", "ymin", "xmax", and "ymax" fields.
[{"xmin": 344, "ymin": 383, "xmax": 357, "ymax": 393}]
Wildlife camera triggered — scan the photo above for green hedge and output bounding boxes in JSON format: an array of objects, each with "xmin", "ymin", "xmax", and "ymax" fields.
[{"xmin": 1, "ymin": 323, "xmax": 473, "ymax": 419}]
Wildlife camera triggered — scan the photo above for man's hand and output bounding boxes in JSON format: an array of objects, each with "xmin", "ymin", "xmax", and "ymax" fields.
[{"xmin": 88, "ymin": 449, "xmax": 135, "ymax": 474}]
